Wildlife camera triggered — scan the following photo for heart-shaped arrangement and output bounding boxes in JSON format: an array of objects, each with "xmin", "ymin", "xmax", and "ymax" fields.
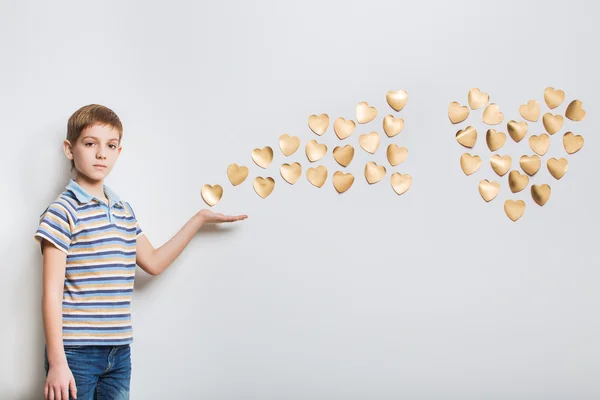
[
  {"xmin": 450, "ymin": 87, "xmax": 586, "ymax": 222},
  {"xmin": 201, "ymin": 90, "xmax": 413, "ymax": 206}
]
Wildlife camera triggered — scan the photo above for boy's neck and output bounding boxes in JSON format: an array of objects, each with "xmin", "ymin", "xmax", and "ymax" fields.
[{"xmin": 74, "ymin": 174, "xmax": 108, "ymax": 204}]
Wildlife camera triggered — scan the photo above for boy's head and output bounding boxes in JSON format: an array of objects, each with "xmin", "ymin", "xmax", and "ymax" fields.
[{"xmin": 64, "ymin": 104, "xmax": 123, "ymax": 181}]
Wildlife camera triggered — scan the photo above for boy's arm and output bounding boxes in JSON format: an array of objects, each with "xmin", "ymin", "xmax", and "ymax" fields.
[
  {"xmin": 135, "ymin": 209, "xmax": 247, "ymax": 276},
  {"xmin": 41, "ymin": 241, "xmax": 68, "ymax": 365}
]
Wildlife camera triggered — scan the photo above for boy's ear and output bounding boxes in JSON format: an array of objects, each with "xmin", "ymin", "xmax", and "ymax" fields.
[{"xmin": 63, "ymin": 139, "xmax": 73, "ymax": 160}]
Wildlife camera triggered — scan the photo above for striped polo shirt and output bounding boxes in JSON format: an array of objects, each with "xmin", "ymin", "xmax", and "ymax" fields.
[{"xmin": 34, "ymin": 179, "xmax": 143, "ymax": 346}]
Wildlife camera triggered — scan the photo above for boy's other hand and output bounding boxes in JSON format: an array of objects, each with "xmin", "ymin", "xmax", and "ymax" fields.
[
  {"xmin": 196, "ymin": 209, "xmax": 248, "ymax": 225},
  {"xmin": 45, "ymin": 363, "xmax": 77, "ymax": 399}
]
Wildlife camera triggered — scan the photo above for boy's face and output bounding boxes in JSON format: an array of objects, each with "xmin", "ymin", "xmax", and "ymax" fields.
[{"xmin": 65, "ymin": 124, "xmax": 122, "ymax": 182}]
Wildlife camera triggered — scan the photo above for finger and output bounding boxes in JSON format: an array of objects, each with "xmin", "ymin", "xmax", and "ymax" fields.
[
  {"xmin": 62, "ymin": 385, "xmax": 68, "ymax": 400},
  {"xmin": 70, "ymin": 379, "xmax": 77, "ymax": 399},
  {"xmin": 48, "ymin": 386, "xmax": 55, "ymax": 400},
  {"xmin": 44, "ymin": 384, "xmax": 49, "ymax": 400}
]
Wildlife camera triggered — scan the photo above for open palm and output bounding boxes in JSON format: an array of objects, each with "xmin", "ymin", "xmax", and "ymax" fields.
[{"xmin": 197, "ymin": 209, "xmax": 248, "ymax": 224}]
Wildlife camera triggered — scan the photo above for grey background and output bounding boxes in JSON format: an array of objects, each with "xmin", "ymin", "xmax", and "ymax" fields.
[{"xmin": 1, "ymin": 0, "xmax": 598, "ymax": 398}]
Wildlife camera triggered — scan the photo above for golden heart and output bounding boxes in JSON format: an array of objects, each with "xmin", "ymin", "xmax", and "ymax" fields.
[
  {"xmin": 356, "ymin": 102, "xmax": 377, "ymax": 124},
  {"xmin": 460, "ymin": 153, "xmax": 481, "ymax": 176},
  {"xmin": 279, "ymin": 134, "xmax": 300, "ymax": 156},
  {"xmin": 531, "ymin": 184, "xmax": 551, "ymax": 206},
  {"xmin": 519, "ymin": 155, "xmax": 541, "ymax": 176},
  {"xmin": 508, "ymin": 170, "xmax": 529, "ymax": 193},
  {"xmin": 359, "ymin": 131, "xmax": 381, "ymax": 154},
  {"xmin": 566, "ymin": 100, "xmax": 586, "ymax": 121},
  {"xmin": 226, "ymin": 163, "xmax": 249, "ymax": 186},
  {"xmin": 333, "ymin": 117, "xmax": 356, "ymax": 140},
  {"xmin": 307, "ymin": 165, "xmax": 328, "ymax": 188},
  {"xmin": 383, "ymin": 115, "xmax": 404, "ymax": 137},
  {"xmin": 485, "ymin": 129, "xmax": 506, "ymax": 151},
  {"xmin": 504, "ymin": 200, "xmax": 526, "ymax": 222},
  {"xmin": 547, "ymin": 158, "xmax": 568, "ymax": 180},
  {"xmin": 468, "ymin": 88, "xmax": 489, "ymax": 110},
  {"xmin": 252, "ymin": 146, "xmax": 274, "ymax": 169},
  {"xmin": 528, "ymin": 134, "xmax": 550, "ymax": 156},
  {"xmin": 387, "ymin": 144, "xmax": 408, "ymax": 167},
  {"xmin": 365, "ymin": 162, "xmax": 386, "ymax": 184},
  {"xmin": 333, "ymin": 145, "xmax": 354, "ymax": 167},
  {"xmin": 386, "ymin": 90, "xmax": 408, "ymax": 111},
  {"xmin": 542, "ymin": 113, "xmax": 564, "ymax": 135},
  {"xmin": 507, "ymin": 120, "xmax": 528, "ymax": 143},
  {"xmin": 456, "ymin": 126, "xmax": 477, "ymax": 148},
  {"xmin": 490, "ymin": 155, "xmax": 512, "ymax": 176},
  {"xmin": 332, "ymin": 171, "xmax": 354, "ymax": 193},
  {"xmin": 478, "ymin": 180, "xmax": 500, "ymax": 202},
  {"xmin": 563, "ymin": 132, "xmax": 584, "ymax": 154},
  {"xmin": 305, "ymin": 140, "xmax": 327, "ymax": 162},
  {"xmin": 544, "ymin": 87, "xmax": 565, "ymax": 109},
  {"xmin": 448, "ymin": 101, "xmax": 470, "ymax": 124},
  {"xmin": 253, "ymin": 177, "xmax": 275, "ymax": 198},
  {"xmin": 519, "ymin": 100, "xmax": 540, "ymax": 122},
  {"xmin": 280, "ymin": 162, "xmax": 302, "ymax": 185},
  {"xmin": 482, "ymin": 103, "xmax": 504, "ymax": 125},
  {"xmin": 308, "ymin": 113, "xmax": 330, "ymax": 136},
  {"xmin": 390, "ymin": 173, "xmax": 412, "ymax": 195},
  {"xmin": 201, "ymin": 184, "xmax": 223, "ymax": 207}
]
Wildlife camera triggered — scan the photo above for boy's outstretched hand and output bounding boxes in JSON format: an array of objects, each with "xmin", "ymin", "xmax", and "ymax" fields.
[{"xmin": 196, "ymin": 209, "xmax": 248, "ymax": 224}]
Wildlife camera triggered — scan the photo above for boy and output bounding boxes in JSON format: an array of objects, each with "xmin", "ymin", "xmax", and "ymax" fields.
[{"xmin": 34, "ymin": 104, "xmax": 247, "ymax": 400}]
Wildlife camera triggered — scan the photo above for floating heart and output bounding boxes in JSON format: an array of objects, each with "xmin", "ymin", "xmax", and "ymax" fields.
[
  {"xmin": 478, "ymin": 180, "xmax": 500, "ymax": 202},
  {"xmin": 386, "ymin": 90, "xmax": 408, "ymax": 111},
  {"xmin": 305, "ymin": 140, "xmax": 327, "ymax": 162},
  {"xmin": 468, "ymin": 88, "xmax": 489, "ymax": 110},
  {"xmin": 253, "ymin": 177, "xmax": 275, "ymax": 198},
  {"xmin": 359, "ymin": 131, "xmax": 381, "ymax": 154},
  {"xmin": 482, "ymin": 103, "xmax": 504, "ymax": 125},
  {"xmin": 308, "ymin": 113, "xmax": 330, "ymax": 136},
  {"xmin": 565, "ymin": 100, "xmax": 586, "ymax": 121},
  {"xmin": 508, "ymin": 170, "xmax": 529, "ymax": 193},
  {"xmin": 280, "ymin": 162, "xmax": 302, "ymax": 185},
  {"xmin": 332, "ymin": 171, "xmax": 354, "ymax": 193},
  {"xmin": 333, "ymin": 145, "xmax": 355, "ymax": 167},
  {"xmin": 519, "ymin": 100, "xmax": 540, "ymax": 122},
  {"xmin": 542, "ymin": 113, "xmax": 564, "ymax": 135},
  {"xmin": 504, "ymin": 200, "xmax": 526, "ymax": 222},
  {"xmin": 544, "ymin": 87, "xmax": 565, "ymax": 109},
  {"xmin": 460, "ymin": 153, "xmax": 482, "ymax": 176},
  {"xmin": 334, "ymin": 117, "xmax": 356, "ymax": 140},
  {"xmin": 528, "ymin": 134, "xmax": 550, "ymax": 156},
  {"xmin": 356, "ymin": 102, "xmax": 377, "ymax": 124},
  {"xmin": 456, "ymin": 126, "xmax": 477, "ymax": 148},
  {"xmin": 490, "ymin": 155, "xmax": 512, "ymax": 176},
  {"xmin": 531, "ymin": 184, "xmax": 551, "ymax": 206},
  {"xmin": 307, "ymin": 165, "xmax": 328, "ymax": 188},
  {"xmin": 226, "ymin": 163, "xmax": 249, "ymax": 186},
  {"xmin": 547, "ymin": 158, "xmax": 568, "ymax": 180},
  {"xmin": 279, "ymin": 134, "xmax": 300, "ymax": 156},
  {"xmin": 507, "ymin": 120, "xmax": 528, "ymax": 143},
  {"xmin": 201, "ymin": 184, "xmax": 223, "ymax": 207},
  {"xmin": 365, "ymin": 162, "xmax": 386, "ymax": 184},
  {"xmin": 383, "ymin": 115, "xmax": 404, "ymax": 137},
  {"xmin": 252, "ymin": 146, "xmax": 274, "ymax": 169},
  {"xmin": 448, "ymin": 102, "xmax": 470, "ymax": 124},
  {"xmin": 387, "ymin": 144, "xmax": 408, "ymax": 166},
  {"xmin": 520, "ymin": 155, "xmax": 541, "ymax": 176},
  {"xmin": 390, "ymin": 173, "xmax": 412, "ymax": 195},
  {"xmin": 563, "ymin": 132, "xmax": 584, "ymax": 154},
  {"xmin": 486, "ymin": 129, "xmax": 506, "ymax": 151}
]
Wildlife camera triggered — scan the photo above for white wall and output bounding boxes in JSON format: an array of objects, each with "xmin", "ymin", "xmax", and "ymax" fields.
[{"xmin": 1, "ymin": 0, "xmax": 599, "ymax": 398}]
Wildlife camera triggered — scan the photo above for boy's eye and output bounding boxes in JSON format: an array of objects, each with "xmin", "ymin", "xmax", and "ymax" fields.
[
  {"xmin": 85, "ymin": 142, "xmax": 95, "ymax": 147},
  {"xmin": 109, "ymin": 144, "xmax": 117, "ymax": 149}
]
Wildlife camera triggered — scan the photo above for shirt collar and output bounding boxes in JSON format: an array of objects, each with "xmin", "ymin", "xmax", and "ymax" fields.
[{"xmin": 66, "ymin": 179, "xmax": 124, "ymax": 208}]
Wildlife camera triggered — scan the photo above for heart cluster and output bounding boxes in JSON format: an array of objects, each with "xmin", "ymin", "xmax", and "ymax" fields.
[
  {"xmin": 450, "ymin": 87, "xmax": 586, "ymax": 221},
  {"xmin": 201, "ymin": 91, "xmax": 413, "ymax": 206}
]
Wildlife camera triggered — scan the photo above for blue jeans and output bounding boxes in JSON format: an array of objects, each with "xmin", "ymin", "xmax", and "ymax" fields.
[{"xmin": 45, "ymin": 345, "xmax": 131, "ymax": 400}]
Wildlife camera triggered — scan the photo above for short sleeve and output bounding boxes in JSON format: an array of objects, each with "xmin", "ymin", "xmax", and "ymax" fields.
[
  {"xmin": 124, "ymin": 202, "xmax": 143, "ymax": 239},
  {"xmin": 34, "ymin": 202, "xmax": 73, "ymax": 254}
]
